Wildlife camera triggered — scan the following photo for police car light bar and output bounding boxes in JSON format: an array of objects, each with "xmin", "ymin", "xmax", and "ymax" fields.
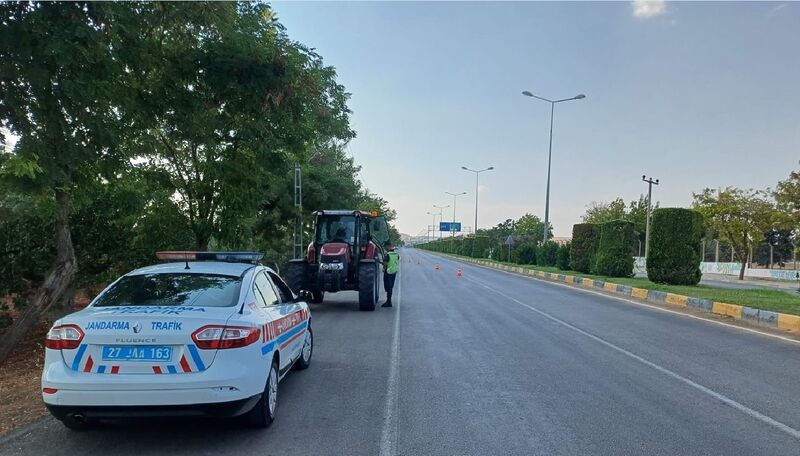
[{"xmin": 156, "ymin": 251, "xmax": 264, "ymax": 264}]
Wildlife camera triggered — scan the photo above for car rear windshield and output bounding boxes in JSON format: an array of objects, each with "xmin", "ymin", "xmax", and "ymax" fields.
[{"xmin": 94, "ymin": 273, "xmax": 241, "ymax": 307}]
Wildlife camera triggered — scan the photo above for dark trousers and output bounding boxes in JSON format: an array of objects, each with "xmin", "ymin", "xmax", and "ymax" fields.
[{"xmin": 384, "ymin": 272, "xmax": 397, "ymax": 299}]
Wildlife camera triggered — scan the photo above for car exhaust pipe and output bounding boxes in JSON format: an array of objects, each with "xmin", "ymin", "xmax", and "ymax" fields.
[{"xmin": 72, "ymin": 413, "xmax": 87, "ymax": 423}]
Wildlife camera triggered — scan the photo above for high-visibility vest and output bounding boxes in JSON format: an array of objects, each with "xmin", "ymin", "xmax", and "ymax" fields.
[{"xmin": 386, "ymin": 251, "xmax": 399, "ymax": 274}]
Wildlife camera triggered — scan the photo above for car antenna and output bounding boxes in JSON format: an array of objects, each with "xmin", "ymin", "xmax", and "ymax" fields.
[{"xmin": 184, "ymin": 252, "xmax": 191, "ymax": 270}]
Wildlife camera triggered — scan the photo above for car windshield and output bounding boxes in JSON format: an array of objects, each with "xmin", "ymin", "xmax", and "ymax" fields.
[
  {"xmin": 316, "ymin": 215, "xmax": 356, "ymax": 245},
  {"xmin": 94, "ymin": 273, "xmax": 241, "ymax": 307}
]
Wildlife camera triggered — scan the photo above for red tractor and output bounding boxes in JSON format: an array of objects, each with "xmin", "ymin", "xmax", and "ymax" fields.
[{"xmin": 287, "ymin": 210, "xmax": 390, "ymax": 311}]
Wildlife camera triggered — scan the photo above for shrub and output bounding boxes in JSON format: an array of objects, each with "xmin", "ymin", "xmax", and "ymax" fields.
[
  {"xmin": 472, "ymin": 236, "xmax": 489, "ymax": 258},
  {"xmin": 569, "ymin": 223, "xmax": 601, "ymax": 273},
  {"xmin": 557, "ymin": 242, "xmax": 571, "ymax": 270},
  {"xmin": 647, "ymin": 208, "xmax": 705, "ymax": 285},
  {"xmin": 594, "ymin": 220, "xmax": 636, "ymax": 277},
  {"xmin": 517, "ymin": 243, "xmax": 537, "ymax": 264},
  {"xmin": 539, "ymin": 241, "xmax": 559, "ymax": 266}
]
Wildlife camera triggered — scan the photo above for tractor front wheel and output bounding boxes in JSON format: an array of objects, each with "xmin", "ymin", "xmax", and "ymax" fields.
[
  {"xmin": 286, "ymin": 260, "xmax": 308, "ymax": 295},
  {"xmin": 358, "ymin": 262, "xmax": 377, "ymax": 311}
]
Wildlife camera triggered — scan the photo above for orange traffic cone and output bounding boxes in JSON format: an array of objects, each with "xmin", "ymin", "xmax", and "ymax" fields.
[
  {"xmin": 435, "ymin": 263, "xmax": 440, "ymax": 271},
  {"xmin": 456, "ymin": 268, "xmax": 462, "ymax": 277}
]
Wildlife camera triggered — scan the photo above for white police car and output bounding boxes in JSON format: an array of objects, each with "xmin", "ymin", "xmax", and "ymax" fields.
[{"xmin": 41, "ymin": 251, "xmax": 313, "ymax": 429}]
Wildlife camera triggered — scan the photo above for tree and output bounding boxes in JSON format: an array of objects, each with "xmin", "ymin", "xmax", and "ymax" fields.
[
  {"xmin": 582, "ymin": 198, "xmax": 626, "ymax": 224},
  {"xmin": 693, "ymin": 188, "xmax": 780, "ymax": 280},
  {"xmin": 0, "ymin": 2, "xmax": 126, "ymax": 362},
  {"xmin": 775, "ymin": 170, "xmax": 800, "ymax": 225},
  {"xmin": 583, "ymin": 195, "xmax": 656, "ymax": 241},
  {"xmin": 514, "ymin": 213, "xmax": 551, "ymax": 243},
  {"xmin": 121, "ymin": 3, "xmax": 353, "ymax": 250}
]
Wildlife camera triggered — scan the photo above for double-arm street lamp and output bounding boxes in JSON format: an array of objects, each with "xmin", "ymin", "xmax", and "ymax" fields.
[
  {"xmin": 461, "ymin": 166, "xmax": 494, "ymax": 235},
  {"xmin": 433, "ymin": 204, "xmax": 450, "ymax": 240},
  {"xmin": 522, "ymin": 90, "xmax": 586, "ymax": 242},
  {"xmin": 445, "ymin": 191, "xmax": 467, "ymax": 237}
]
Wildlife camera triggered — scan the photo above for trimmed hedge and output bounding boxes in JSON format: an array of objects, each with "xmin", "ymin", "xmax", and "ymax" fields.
[
  {"xmin": 569, "ymin": 223, "xmax": 601, "ymax": 273},
  {"xmin": 594, "ymin": 220, "xmax": 636, "ymax": 277},
  {"xmin": 647, "ymin": 208, "xmax": 705, "ymax": 285},
  {"xmin": 557, "ymin": 242, "xmax": 571, "ymax": 270}
]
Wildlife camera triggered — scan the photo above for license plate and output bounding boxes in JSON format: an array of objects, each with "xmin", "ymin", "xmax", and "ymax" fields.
[{"xmin": 102, "ymin": 345, "xmax": 172, "ymax": 362}]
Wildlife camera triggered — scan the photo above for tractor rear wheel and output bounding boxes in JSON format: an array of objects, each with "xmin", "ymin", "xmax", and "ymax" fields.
[{"xmin": 358, "ymin": 262, "xmax": 377, "ymax": 311}]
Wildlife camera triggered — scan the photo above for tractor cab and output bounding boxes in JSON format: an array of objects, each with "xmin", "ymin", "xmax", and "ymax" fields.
[{"xmin": 287, "ymin": 210, "xmax": 390, "ymax": 311}]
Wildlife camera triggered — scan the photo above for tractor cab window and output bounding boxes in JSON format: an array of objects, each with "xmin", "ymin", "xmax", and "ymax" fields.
[
  {"xmin": 370, "ymin": 217, "xmax": 390, "ymax": 247},
  {"xmin": 316, "ymin": 215, "xmax": 356, "ymax": 245}
]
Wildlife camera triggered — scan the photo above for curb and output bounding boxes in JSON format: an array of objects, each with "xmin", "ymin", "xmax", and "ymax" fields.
[{"xmin": 443, "ymin": 255, "xmax": 800, "ymax": 333}]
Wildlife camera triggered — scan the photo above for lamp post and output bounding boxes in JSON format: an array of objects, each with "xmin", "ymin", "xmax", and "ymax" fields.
[
  {"xmin": 642, "ymin": 175, "xmax": 660, "ymax": 260},
  {"xmin": 445, "ymin": 191, "xmax": 466, "ymax": 237},
  {"xmin": 521, "ymin": 90, "xmax": 586, "ymax": 242},
  {"xmin": 461, "ymin": 166, "xmax": 494, "ymax": 235},
  {"xmin": 426, "ymin": 211, "xmax": 438, "ymax": 242},
  {"xmin": 433, "ymin": 205, "xmax": 450, "ymax": 240}
]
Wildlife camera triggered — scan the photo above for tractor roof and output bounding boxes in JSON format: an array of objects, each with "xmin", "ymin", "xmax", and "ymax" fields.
[{"xmin": 314, "ymin": 210, "xmax": 374, "ymax": 217}]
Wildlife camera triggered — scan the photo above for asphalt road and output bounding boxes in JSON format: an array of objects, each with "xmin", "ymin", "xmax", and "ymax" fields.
[{"xmin": 3, "ymin": 248, "xmax": 800, "ymax": 455}]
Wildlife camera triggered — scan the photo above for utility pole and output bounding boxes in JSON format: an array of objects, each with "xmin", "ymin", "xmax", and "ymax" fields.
[
  {"xmin": 642, "ymin": 175, "xmax": 660, "ymax": 261},
  {"xmin": 445, "ymin": 191, "xmax": 466, "ymax": 237},
  {"xmin": 293, "ymin": 164, "xmax": 303, "ymax": 259}
]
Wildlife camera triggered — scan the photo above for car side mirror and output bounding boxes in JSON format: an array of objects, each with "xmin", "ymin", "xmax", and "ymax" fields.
[{"xmin": 295, "ymin": 290, "xmax": 313, "ymax": 302}]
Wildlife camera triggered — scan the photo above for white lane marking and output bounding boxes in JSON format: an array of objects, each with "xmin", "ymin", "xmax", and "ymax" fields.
[
  {"xmin": 462, "ymin": 275, "xmax": 800, "ymax": 440},
  {"xmin": 379, "ymin": 264, "xmax": 402, "ymax": 456},
  {"xmin": 448, "ymin": 255, "xmax": 800, "ymax": 347}
]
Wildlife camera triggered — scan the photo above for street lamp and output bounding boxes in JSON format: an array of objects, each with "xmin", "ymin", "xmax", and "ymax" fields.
[
  {"xmin": 433, "ymin": 205, "xmax": 450, "ymax": 240},
  {"xmin": 445, "ymin": 191, "xmax": 467, "ymax": 237},
  {"xmin": 461, "ymin": 166, "xmax": 494, "ymax": 235},
  {"xmin": 522, "ymin": 90, "xmax": 586, "ymax": 242},
  {"xmin": 426, "ymin": 211, "xmax": 439, "ymax": 242}
]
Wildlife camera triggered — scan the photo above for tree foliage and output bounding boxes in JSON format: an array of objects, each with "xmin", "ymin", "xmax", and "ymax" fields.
[
  {"xmin": 692, "ymin": 187, "xmax": 781, "ymax": 280},
  {"xmin": 0, "ymin": 2, "xmax": 395, "ymax": 361}
]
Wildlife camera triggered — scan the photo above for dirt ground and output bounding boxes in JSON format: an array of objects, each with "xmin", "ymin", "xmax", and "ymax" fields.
[{"xmin": 0, "ymin": 322, "xmax": 49, "ymax": 436}]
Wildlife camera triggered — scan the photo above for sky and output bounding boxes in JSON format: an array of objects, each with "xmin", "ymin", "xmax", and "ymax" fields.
[{"xmin": 271, "ymin": 1, "xmax": 800, "ymax": 237}]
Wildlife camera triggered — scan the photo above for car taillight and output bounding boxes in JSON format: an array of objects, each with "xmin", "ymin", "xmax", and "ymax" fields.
[
  {"xmin": 192, "ymin": 325, "xmax": 261, "ymax": 350},
  {"xmin": 45, "ymin": 324, "xmax": 84, "ymax": 350},
  {"xmin": 307, "ymin": 243, "xmax": 315, "ymax": 263}
]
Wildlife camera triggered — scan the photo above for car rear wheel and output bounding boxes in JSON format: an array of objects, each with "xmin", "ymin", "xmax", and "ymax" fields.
[
  {"xmin": 293, "ymin": 328, "xmax": 313, "ymax": 370},
  {"xmin": 245, "ymin": 360, "xmax": 278, "ymax": 428},
  {"xmin": 310, "ymin": 291, "xmax": 324, "ymax": 303},
  {"xmin": 358, "ymin": 262, "xmax": 377, "ymax": 311}
]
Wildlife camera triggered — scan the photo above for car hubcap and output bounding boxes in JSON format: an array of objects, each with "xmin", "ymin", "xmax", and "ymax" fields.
[
  {"xmin": 268, "ymin": 367, "xmax": 277, "ymax": 415},
  {"xmin": 302, "ymin": 332, "xmax": 312, "ymax": 361}
]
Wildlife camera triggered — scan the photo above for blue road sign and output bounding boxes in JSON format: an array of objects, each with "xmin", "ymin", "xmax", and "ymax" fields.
[{"xmin": 440, "ymin": 222, "xmax": 461, "ymax": 232}]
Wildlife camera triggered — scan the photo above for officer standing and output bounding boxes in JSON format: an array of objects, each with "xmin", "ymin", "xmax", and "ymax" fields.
[{"xmin": 382, "ymin": 242, "xmax": 399, "ymax": 307}]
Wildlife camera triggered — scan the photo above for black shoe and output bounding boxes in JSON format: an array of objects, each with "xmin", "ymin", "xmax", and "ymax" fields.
[{"xmin": 382, "ymin": 300, "xmax": 392, "ymax": 307}]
